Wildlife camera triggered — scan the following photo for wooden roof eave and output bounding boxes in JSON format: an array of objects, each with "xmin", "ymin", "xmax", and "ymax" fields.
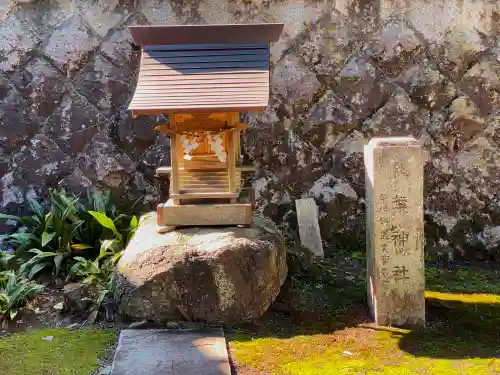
[
  {"xmin": 128, "ymin": 23, "xmax": 283, "ymax": 46},
  {"xmin": 131, "ymin": 105, "xmax": 267, "ymax": 117},
  {"xmin": 127, "ymin": 24, "xmax": 282, "ymax": 116}
]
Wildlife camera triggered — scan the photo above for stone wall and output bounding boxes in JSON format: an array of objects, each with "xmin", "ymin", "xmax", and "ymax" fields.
[{"xmin": 1, "ymin": 0, "xmax": 500, "ymax": 259}]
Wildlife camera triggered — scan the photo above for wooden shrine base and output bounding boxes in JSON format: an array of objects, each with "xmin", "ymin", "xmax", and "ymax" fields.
[{"xmin": 157, "ymin": 199, "xmax": 252, "ymax": 227}]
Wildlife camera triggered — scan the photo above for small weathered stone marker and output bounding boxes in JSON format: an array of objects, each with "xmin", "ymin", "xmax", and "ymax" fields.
[
  {"xmin": 364, "ymin": 137, "xmax": 425, "ymax": 328},
  {"xmin": 296, "ymin": 198, "xmax": 324, "ymax": 257}
]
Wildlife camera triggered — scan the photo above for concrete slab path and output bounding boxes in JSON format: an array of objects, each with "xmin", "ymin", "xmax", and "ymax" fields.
[{"xmin": 110, "ymin": 328, "xmax": 231, "ymax": 375}]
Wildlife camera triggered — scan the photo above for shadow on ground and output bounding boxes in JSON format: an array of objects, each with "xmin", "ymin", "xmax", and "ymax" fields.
[
  {"xmin": 227, "ymin": 260, "xmax": 500, "ymax": 374},
  {"xmin": 399, "ymin": 292, "xmax": 500, "ymax": 359}
]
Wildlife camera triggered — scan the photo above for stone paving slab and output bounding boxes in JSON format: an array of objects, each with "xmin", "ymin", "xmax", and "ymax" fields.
[{"xmin": 110, "ymin": 328, "xmax": 231, "ymax": 375}]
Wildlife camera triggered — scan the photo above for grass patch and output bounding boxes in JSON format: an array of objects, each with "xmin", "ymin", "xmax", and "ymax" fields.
[
  {"xmin": 0, "ymin": 328, "xmax": 115, "ymax": 375},
  {"xmin": 229, "ymin": 265, "xmax": 500, "ymax": 375},
  {"xmin": 231, "ymin": 326, "xmax": 500, "ymax": 375}
]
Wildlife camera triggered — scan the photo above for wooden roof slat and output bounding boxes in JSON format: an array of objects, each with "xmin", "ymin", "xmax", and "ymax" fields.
[
  {"xmin": 131, "ymin": 100, "xmax": 266, "ymax": 108},
  {"xmin": 138, "ymin": 61, "xmax": 268, "ymax": 70},
  {"xmin": 128, "ymin": 24, "xmax": 283, "ymax": 113},
  {"xmin": 144, "ymin": 49, "xmax": 269, "ymax": 58},
  {"xmin": 142, "ymin": 54, "xmax": 268, "ymax": 64},
  {"xmin": 139, "ymin": 68, "xmax": 267, "ymax": 75},
  {"xmin": 138, "ymin": 69, "xmax": 267, "ymax": 77},
  {"xmin": 132, "ymin": 105, "xmax": 265, "ymax": 115},
  {"xmin": 135, "ymin": 74, "xmax": 269, "ymax": 83},
  {"xmin": 132, "ymin": 93, "xmax": 266, "ymax": 100},
  {"xmin": 135, "ymin": 84, "xmax": 269, "ymax": 92},
  {"xmin": 131, "ymin": 103, "xmax": 268, "ymax": 110},
  {"xmin": 139, "ymin": 68, "xmax": 269, "ymax": 80},
  {"xmin": 134, "ymin": 92, "xmax": 268, "ymax": 99},
  {"xmin": 136, "ymin": 87, "xmax": 269, "ymax": 94},
  {"xmin": 142, "ymin": 43, "xmax": 268, "ymax": 51}
]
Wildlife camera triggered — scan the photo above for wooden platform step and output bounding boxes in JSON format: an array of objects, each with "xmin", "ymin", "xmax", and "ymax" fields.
[
  {"xmin": 156, "ymin": 165, "xmax": 255, "ymax": 174},
  {"xmin": 158, "ymin": 199, "xmax": 252, "ymax": 226},
  {"xmin": 169, "ymin": 192, "xmax": 238, "ymax": 199}
]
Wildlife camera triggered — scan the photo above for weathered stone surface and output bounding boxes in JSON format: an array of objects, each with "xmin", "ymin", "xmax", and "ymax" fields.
[
  {"xmin": 0, "ymin": 15, "xmax": 40, "ymax": 72},
  {"xmin": 44, "ymin": 15, "xmax": 99, "ymax": 74},
  {"xmin": 272, "ymin": 53, "xmax": 321, "ymax": 115},
  {"xmin": 76, "ymin": 54, "xmax": 133, "ymax": 112},
  {"xmin": 63, "ymin": 283, "xmax": 96, "ymax": 314},
  {"xmin": 110, "ymin": 329, "xmax": 231, "ymax": 375},
  {"xmin": 45, "ymin": 93, "xmax": 103, "ymax": 157},
  {"xmin": 9, "ymin": 134, "xmax": 75, "ymax": 193},
  {"xmin": 428, "ymin": 96, "xmax": 486, "ymax": 152},
  {"xmin": 101, "ymin": 16, "xmax": 144, "ymax": 66},
  {"xmin": 432, "ymin": 25, "xmax": 487, "ymax": 80},
  {"xmin": 306, "ymin": 173, "xmax": 362, "ymax": 246},
  {"xmin": 13, "ymin": 58, "xmax": 67, "ymax": 118},
  {"xmin": 0, "ymin": 171, "xmax": 28, "ymax": 213},
  {"xmin": 121, "ymin": 172, "xmax": 158, "ymax": 209},
  {"xmin": 367, "ymin": 20, "xmax": 423, "ymax": 78},
  {"xmin": 299, "ymin": 10, "xmax": 361, "ymax": 85},
  {"xmin": 58, "ymin": 167, "xmax": 93, "ymax": 196},
  {"xmin": 114, "ymin": 213, "xmax": 287, "ymax": 323},
  {"xmin": 101, "ymin": 26, "xmax": 137, "ymax": 64},
  {"xmin": 110, "ymin": 112, "xmax": 160, "ymax": 162},
  {"xmin": 78, "ymin": 0, "xmax": 129, "ymax": 38},
  {"xmin": 142, "ymin": 133, "xmax": 171, "ymax": 169},
  {"xmin": 363, "ymin": 89, "xmax": 427, "ymax": 137},
  {"xmin": 365, "ymin": 137, "xmax": 425, "ymax": 328},
  {"xmin": 331, "ymin": 130, "xmax": 366, "ymax": 194},
  {"xmin": 336, "ymin": 56, "xmax": 389, "ymax": 119},
  {"xmin": 460, "ymin": 59, "xmax": 500, "ymax": 117},
  {"xmin": 77, "ymin": 129, "xmax": 136, "ymax": 189},
  {"xmin": 304, "ymin": 91, "xmax": 356, "ymax": 132},
  {"xmin": 396, "ymin": 59, "xmax": 457, "ymax": 110},
  {"xmin": 0, "ymin": 88, "xmax": 39, "ymax": 153}
]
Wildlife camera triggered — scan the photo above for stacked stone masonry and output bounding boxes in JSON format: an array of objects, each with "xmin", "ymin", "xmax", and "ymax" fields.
[{"xmin": 1, "ymin": 0, "xmax": 500, "ymax": 259}]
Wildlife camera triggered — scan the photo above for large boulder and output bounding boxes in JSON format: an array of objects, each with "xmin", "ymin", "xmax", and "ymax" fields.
[{"xmin": 114, "ymin": 213, "xmax": 288, "ymax": 323}]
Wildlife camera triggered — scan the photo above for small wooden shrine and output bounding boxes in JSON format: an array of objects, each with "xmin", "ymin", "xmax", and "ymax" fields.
[{"xmin": 128, "ymin": 24, "xmax": 283, "ymax": 227}]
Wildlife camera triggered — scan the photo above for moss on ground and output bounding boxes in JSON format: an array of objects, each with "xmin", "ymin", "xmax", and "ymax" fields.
[
  {"xmin": 229, "ymin": 265, "xmax": 500, "ymax": 375},
  {"xmin": 0, "ymin": 328, "xmax": 115, "ymax": 375}
]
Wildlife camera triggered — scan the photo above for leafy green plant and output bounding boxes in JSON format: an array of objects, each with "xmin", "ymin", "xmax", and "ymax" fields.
[
  {"xmin": 0, "ymin": 250, "xmax": 14, "ymax": 271},
  {"xmin": 0, "ymin": 271, "xmax": 10, "ymax": 289},
  {"xmin": 0, "ymin": 271, "xmax": 43, "ymax": 321},
  {"xmin": 0, "ymin": 188, "xmax": 140, "ymax": 291},
  {"xmin": 88, "ymin": 211, "xmax": 138, "ymax": 249},
  {"xmin": 16, "ymin": 191, "xmax": 90, "ymax": 280},
  {"xmin": 0, "ymin": 189, "xmax": 124, "ymax": 281},
  {"xmin": 57, "ymin": 190, "xmax": 118, "ymax": 252},
  {"xmin": 70, "ymin": 249, "xmax": 122, "ymax": 307},
  {"xmin": 70, "ymin": 212, "xmax": 139, "ymax": 306},
  {"xmin": 0, "ymin": 197, "xmax": 47, "ymax": 256}
]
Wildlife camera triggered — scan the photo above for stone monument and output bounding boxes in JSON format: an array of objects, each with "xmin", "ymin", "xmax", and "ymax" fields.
[
  {"xmin": 295, "ymin": 198, "xmax": 324, "ymax": 257},
  {"xmin": 364, "ymin": 137, "xmax": 425, "ymax": 328}
]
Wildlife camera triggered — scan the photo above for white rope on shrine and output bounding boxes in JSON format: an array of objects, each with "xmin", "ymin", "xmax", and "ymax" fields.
[
  {"xmin": 180, "ymin": 135, "xmax": 201, "ymax": 160},
  {"xmin": 207, "ymin": 133, "xmax": 227, "ymax": 162},
  {"xmin": 157, "ymin": 126, "xmax": 236, "ymax": 162}
]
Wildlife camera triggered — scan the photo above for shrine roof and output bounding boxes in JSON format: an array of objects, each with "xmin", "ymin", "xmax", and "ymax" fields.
[{"xmin": 127, "ymin": 24, "xmax": 283, "ymax": 116}]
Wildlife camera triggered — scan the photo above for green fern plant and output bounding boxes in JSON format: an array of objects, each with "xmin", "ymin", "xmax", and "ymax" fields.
[
  {"xmin": 0, "ymin": 250, "xmax": 14, "ymax": 271},
  {"xmin": 0, "ymin": 189, "xmax": 122, "ymax": 281},
  {"xmin": 0, "ymin": 271, "xmax": 43, "ymax": 321},
  {"xmin": 70, "ymin": 212, "xmax": 139, "ymax": 307}
]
